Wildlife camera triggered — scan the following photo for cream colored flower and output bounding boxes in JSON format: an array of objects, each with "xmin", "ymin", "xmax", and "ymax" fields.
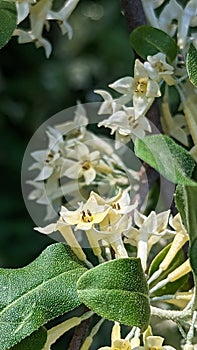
[
  {"xmin": 125, "ymin": 210, "xmax": 174, "ymax": 270},
  {"xmin": 177, "ymin": 0, "xmax": 197, "ymax": 49},
  {"xmin": 14, "ymin": 0, "xmax": 79, "ymax": 57},
  {"xmin": 98, "ymin": 106, "xmax": 151, "ymax": 148},
  {"xmin": 109, "ymin": 59, "xmax": 161, "ymax": 118},
  {"xmin": 94, "ymin": 90, "xmax": 130, "ymax": 115},
  {"xmin": 55, "ymin": 103, "xmax": 88, "ymax": 139},
  {"xmin": 62, "ymin": 141, "xmax": 113, "ymax": 185},
  {"xmin": 14, "ymin": 0, "xmax": 53, "ymax": 58},
  {"xmin": 29, "ymin": 128, "xmax": 64, "ymax": 181},
  {"xmin": 158, "ymin": 0, "xmax": 183, "ymax": 37},
  {"xmin": 134, "ymin": 335, "xmax": 176, "ymax": 350},
  {"xmin": 46, "ymin": 0, "xmax": 80, "ymax": 38},
  {"xmin": 98, "ymin": 322, "xmax": 132, "ymax": 350},
  {"xmin": 144, "ymin": 53, "xmax": 174, "ymax": 85},
  {"xmin": 93, "ymin": 188, "xmax": 138, "ymax": 217},
  {"xmin": 16, "ymin": 0, "xmax": 36, "ymax": 24},
  {"xmin": 59, "ymin": 191, "xmax": 110, "ymax": 230}
]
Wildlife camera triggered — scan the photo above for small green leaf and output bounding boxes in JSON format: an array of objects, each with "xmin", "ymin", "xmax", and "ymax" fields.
[
  {"xmin": 0, "ymin": 243, "xmax": 87, "ymax": 350},
  {"xmin": 149, "ymin": 244, "xmax": 188, "ymax": 296},
  {"xmin": 0, "ymin": 1, "xmax": 17, "ymax": 49},
  {"xmin": 10, "ymin": 327, "xmax": 47, "ymax": 350},
  {"xmin": 175, "ymin": 184, "xmax": 197, "ymax": 308},
  {"xmin": 77, "ymin": 258, "xmax": 150, "ymax": 331},
  {"xmin": 135, "ymin": 135, "xmax": 196, "ymax": 185},
  {"xmin": 186, "ymin": 43, "xmax": 197, "ymax": 88},
  {"xmin": 175, "ymin": 185, "xmax": 197, "ymax": 243},
  {"xmin": 175, "ymin": 185, "xmax": 197, "ymax": 270},
  {"xmin": 130, "ymin": 25, "xmax": 177, "ymax": 62}
]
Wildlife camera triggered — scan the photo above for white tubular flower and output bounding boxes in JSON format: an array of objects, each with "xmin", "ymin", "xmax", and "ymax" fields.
[
  {"xmin": 158, "ymin": 0, "xmax": 183, "ymax": 37},
  {"xmin": 62, "ymin": 142, "xmax": 101, "ymax": 185},
  {"xmin": 144, "ymin": 53, "xmax": 174, "ymax": 85},
  {"xmin": 29, "ymin": 128, "xmax": 64, "ymax": 181},
  {"xmin": 98, "ymin": 106, "xmax": 151, "ymax": 148},
  {"xmin": 141, "ymin": 0, "xmax": 160, "ymax": 29},
  {"xmin": 16, "ymin": 0, "xmax": 36, "ymax": 24},
  {"xmin": 109, "ymin": 60, "xmax": 161, "ymax": 119},
  {"xmin": 55, "ymin": 103, "xmax": 88, "ymax": 139},
  {"xmin": 92, "ymin": 188, "xmax": 138, "ymax": 219},
  {"xmin": 94, "ymin": 90, "xmax": 130, "ymax": 115},
  {"xmin": 134, "ymin": 335, "xmax": 176, "ymax": 350},
  {"xmin": 125, "ymin": 210, "xmax": 174, "ymax": 271},
  {"xmin": 46, "ymin": 0, "xmax": 80, "ymax": 38},
  {"xmin": 14, "ymin": 0, "xmax": 53, "ymax": 58},
  {"xmin": 92, "ymin": 214, "xmax": 131, "ymax": 258},
  {"xmin": 59, "ymin": 192, "xmax": 110, "ymax": 231},
  {"xmin": 177, "ymin": 0, "xmax": 197, "ymax": 49},
  {"xmin": 98, "ymin": 322, "xmax": 132, "ymax": 350}
]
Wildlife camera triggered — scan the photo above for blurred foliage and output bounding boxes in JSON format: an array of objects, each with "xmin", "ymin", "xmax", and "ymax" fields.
[{"xmin": 0, "ymin": 1, "xmax": 133, "ymax": 348}]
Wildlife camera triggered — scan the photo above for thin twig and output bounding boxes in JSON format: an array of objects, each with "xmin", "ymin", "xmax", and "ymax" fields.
[{"xmin": 68, "ymin": 309, "xmax": 92, "ymax": 350}]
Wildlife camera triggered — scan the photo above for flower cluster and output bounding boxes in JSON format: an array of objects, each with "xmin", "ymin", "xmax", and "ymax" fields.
[
  {"xmin": 96, "ymin": 53, "xmax": 174, "ymax": 148},
  {"xmin": 141, "ymin": 0, "xmax": 197, "ymax": 51},
  {"xmin": 14, "ymin": 0, "xmax": 80, "ymax": 57},
  {"xmin": 28, "ymin": 103, "xmax": 141, "ymax": 220}
]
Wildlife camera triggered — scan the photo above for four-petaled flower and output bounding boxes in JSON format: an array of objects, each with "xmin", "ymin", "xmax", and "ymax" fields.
[
  {"xmin": 125, "ymin": 209, "xmax": 175, "ymax": 270},
  {"xmin": 59, "ymin": 191, "xmax": 110, "ymax": 230},
  {"xmin": 98, "ymin": 106, "xmax": 151, "ymax": 148},
  {"xmin": 144, "ymin": 53, "xmax": 174, "ymax": 85},
  {"xmin": 62, "ymin": 142, "xmax": 102, "ymax": 185},
  {"xmin": 109, "ymin": 59, "xmax": 161, "ymax": 118}
]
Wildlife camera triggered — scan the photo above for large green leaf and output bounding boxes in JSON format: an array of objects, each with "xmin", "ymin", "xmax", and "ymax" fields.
[
  {"xmin": 0, "ymin": 1, "xmax": 17, "ymax": 49},
  {"xmin": 186, "ymin": 43, "xmax": 197, "ymax": 88},
  {"xmin": 0, "ymin": 243, "xmax": 87, "ymax": 350},
  {"xmin": 10, "ymin": 327, "xmax": 47, "ymax": 350},
  {"xmin": 135, "ymin": 135, "xmax": 196, "ymax": 185},
  {"xmin": 130, "ymin": 25, "xmax": 177, "ymax": 62},
  {"xmin": 77, "ymin": 258, "xmax": 150, "ymax": 331}
]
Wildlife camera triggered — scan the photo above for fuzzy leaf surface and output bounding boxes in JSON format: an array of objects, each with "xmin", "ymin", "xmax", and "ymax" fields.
[
  {"xmin": 135, "ymin": 135, "xmax": 196, "ymax": 185},
  {"xmin": 0, "ymin": 1, "xmax": 17, "ymax": 49},
  {"xmin": 186, "ymin": 43, "xmax": 197, "ymax": 88},
  {"xmin": 0, "ymin": 243, "xmax": 86, "ymax": 350},
  {"xmin": 77, "ymin": 258, "xmax": 150, "ymax": 331}
]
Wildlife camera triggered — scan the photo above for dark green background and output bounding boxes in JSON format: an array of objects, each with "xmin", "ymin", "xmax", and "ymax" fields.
[{"xmin": 0, "ymin": 1, "xmax": 133, "ymax": 348}]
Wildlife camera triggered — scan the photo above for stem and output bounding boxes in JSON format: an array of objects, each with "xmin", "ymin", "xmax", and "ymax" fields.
[
  {"xmin": 121, "ymin": 0, "xmax": 146, "ymax": 32},
  {"xmin": 151, "ymin": 306, "xmax": 192, "ymax": 322},
  {"xmin": 43, "ymin": 311, "xmax": 93, "ymax": 350},
  {"xmin": 68, "ymin": 309, "xmax": 93, "ymax": 350}
]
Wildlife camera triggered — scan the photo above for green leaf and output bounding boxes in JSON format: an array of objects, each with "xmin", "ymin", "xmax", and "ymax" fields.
[
  {"xmin": 175, "ymin": 185, "xmax": 197, "ymax": 269},
  {"xmin": 175, "ymin": 185, "xmax": 197, "ymax": 243},
  {"xmin": 130, "ymin": 25, "xmax": 177, "ymax": 62},
  {"xmin": 186, "ymin": 43, "xmax": 197, "ymax": 88},
  {"xmin": 0, "ymin": 243, "xmax": 87, "ymax": 350},
  {"xmin": 149, "ymin": 244, "xmax": 188, "ymax": 296},
  {"xmin": 0, "ymin": 1, "xmax": 17, "ymax": 50},
  {"xmin": 77, "ymin": 258, "xmax": 150, "ymax": 331},
  {"xmin": 175, "ymin": 184, "xmax": 197, "ymax": 308},
  {"xmin": 10, "ymin": 327, "xmax": 47, "ymax": 350},
  {"xmin": 135, "ymin": 135, "xmax": 197, "ymax": 185}
]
